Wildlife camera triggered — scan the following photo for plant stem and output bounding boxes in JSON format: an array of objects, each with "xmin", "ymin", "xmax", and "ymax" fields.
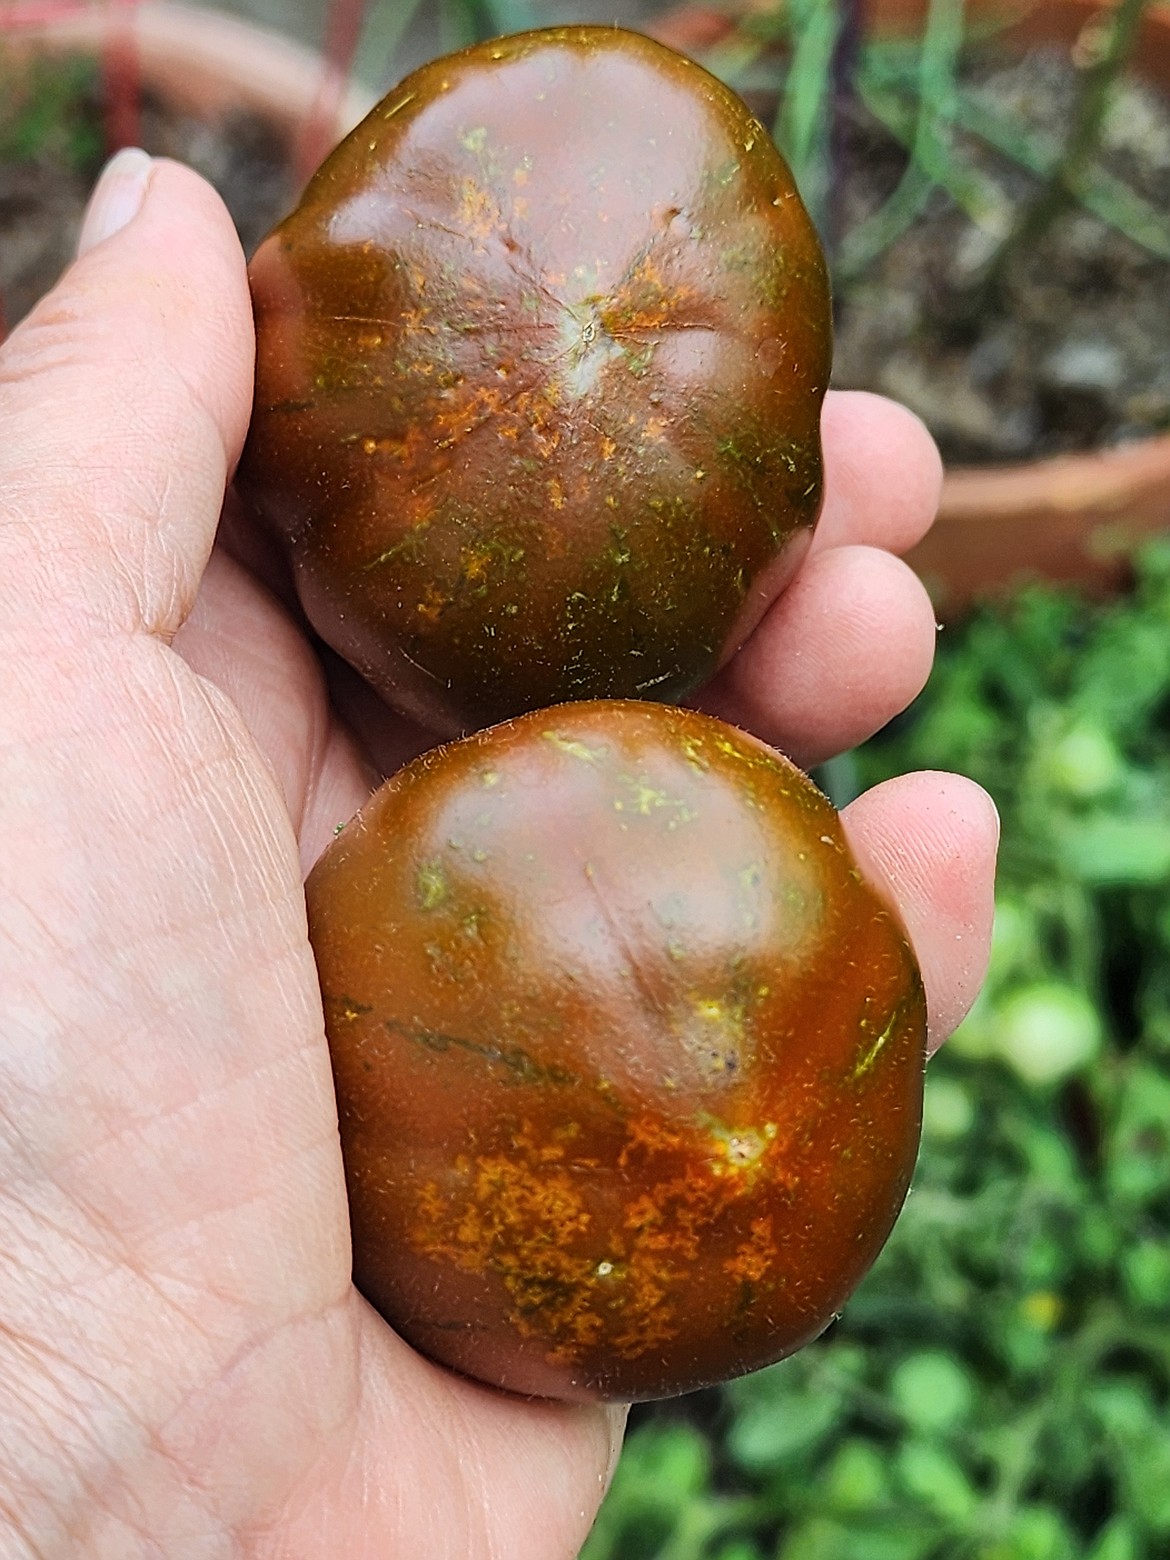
[
  {"xmin": 977, "ymin": 0, "xmax": 1150, "ymax": 295},
  {"xmin": 825, "ymin": 0, "xmax": 862, "ymax": 260},
  {"xmin": 774, "ymin": 0, "xmax": 844, "ymax": 238},
  {"xmin": 839, "ymin": 0, "xmax": 969, "ymax": 278},
  {"xmin": 101, "ymin": 0, "xmax": 141, "ymax": 155},
  {"xmin": 295, "ymin": 0, "xmax": 374, "ymax": 182},
  {"xmin": 355, "ymin": 0, "xmax": 429, "ymax": 93},
  {"xmin": 954, "ymin": 80, "xmax": 1170, "ymax": 257}
]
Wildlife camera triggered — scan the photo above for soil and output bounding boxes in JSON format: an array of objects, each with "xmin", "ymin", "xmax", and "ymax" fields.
[
  {"xmin": 2, "ymin": 38, "xmax": 1168, "ymax": 468},
  {"xmin": 0, "ymin": 66, "xmax": 295, "ymax": 333},
  {"xmin": 829, "ymin": 42, "xmax": 1170, "ymax": 465}
]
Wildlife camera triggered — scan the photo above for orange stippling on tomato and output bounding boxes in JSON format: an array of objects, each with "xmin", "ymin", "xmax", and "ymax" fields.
[
  {"xmin": 307, "ymin": 702, "xmax": 926, "ymax": 1403},
  {"xmin": 239, "ymin": 27, "xmax": 832, "ymax": 736}
]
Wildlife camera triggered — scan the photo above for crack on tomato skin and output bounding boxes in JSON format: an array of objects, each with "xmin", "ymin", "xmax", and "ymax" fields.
[
  {"xmin": 579, "ymin": 856, "xmax": 672, "ymax": 1024},
  {"xmin": 382, "ymin": 1019, "xmax": 580, "ymax": 1088}
]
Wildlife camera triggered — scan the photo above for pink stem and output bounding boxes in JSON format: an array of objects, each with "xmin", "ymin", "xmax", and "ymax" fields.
[
  {"xmin": 294, "ymin": 0, "xmax": 370, "ymax": 184},
  {"xmin": 100, "ymin": 0, "xmax": 141, "ymax": 153}
]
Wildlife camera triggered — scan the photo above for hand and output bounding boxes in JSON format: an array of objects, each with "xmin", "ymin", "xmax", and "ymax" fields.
[{"xmin": 0, "ymin": 151, "xmax": 997, "ymax": 1558}]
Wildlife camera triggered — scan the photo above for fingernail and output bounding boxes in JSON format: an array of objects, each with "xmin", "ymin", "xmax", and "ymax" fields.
[{"xmin": 78, "ymin": 147, "xmax": 154, "ymax": 256}]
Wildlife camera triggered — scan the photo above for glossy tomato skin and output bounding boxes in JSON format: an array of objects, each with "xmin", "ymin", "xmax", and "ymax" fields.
[
  {"xmin": 307, "ymin": 702, "xmax": 925, "ymax": 1403},
  {"xmin": 240, "ymin": 27, "xmax": 831, "ymax": 737}
]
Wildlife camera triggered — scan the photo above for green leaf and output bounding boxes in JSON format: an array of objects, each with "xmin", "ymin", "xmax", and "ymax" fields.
[
  {"xmin": 824, "ymin": 1438, "xmax": 891, "ymax": 1511},
  {"xmin": 1035, "ymin": 722, "xmax": 1126, "ymax": 803},
  {"xmin": 990, "ymin": 983, "xmax": 1103, "ymax": 1087},
  {"xmin": 839, "ymin": 0, "xmax": 970, "ymax": 277},
  {"xmin": 631, "ymin": 1423, "xmax": 711, "ymax": 1503},
  {"xmin": 780, "ymin": 1517, "xmax": 937, "ymax": 1560},
  {"xmin": 1055, "ymin": 815, "xmax": 1170, "ymax": 887},
  {"xmin": 890, "ymin": 1352, "xmax": 975, "ymax": 1431},
  {"xmin": 1106, "ymin": 1067, "xmax": 1170, "ymax": 1206},
  {"xmin": 1090, "ymin": 1381, "xmax": 1170, "ymax": 1531},
  {"xmin": 726, "ymin": 1387, "xmax": 842, "ymax": 1470},
  {"xmin": 921, "ymin": 1075, "xmax": 976, "ymax": 1140},
  {"xmin": 894, "ymin": 1438, "xmax": 979, "ymax": 1522},
  {"xmin": 980, "ymin": 1505, "xmax": 1082, "ymax": 1560},
  {"xmin": 779, "ymin": 1517, "xmax": 848, "ymax": 1560},
  {"xmin": 1120, "ymin": 1237, "xmax": 1170, "ymax": 1315},
  {"xmin": 712, "ymin": 1542, "xmax": 765, "ymax": 1560},
  {"xmin": 953, "ymin": 68, "xmax": 1170, "ymax": 261},
  {"xmin": 1085, "ymin": 1517, "xmax": 1141, "ymax": 1560},
  {"xmin": 772, "ymin": 0, "xmax": 841, "ymax": 229}
]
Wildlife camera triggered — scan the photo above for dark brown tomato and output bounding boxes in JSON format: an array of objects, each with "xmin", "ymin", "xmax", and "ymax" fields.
[
  {"xmin": 307, "ymin": 702, "xmax": 925, "ymax": 1403},
  {"xmin": 239, "ymin": 27, "xmax": 831, "ymax": 737}
]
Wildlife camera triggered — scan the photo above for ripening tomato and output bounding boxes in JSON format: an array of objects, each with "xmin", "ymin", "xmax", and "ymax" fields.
[
  {"xmin": 239, "ymin": 27, "xmax": 831, "ymax": 737},
  {"xmin": 307, "ymin": 702, "xmax": 926, "ymax": 1402}
]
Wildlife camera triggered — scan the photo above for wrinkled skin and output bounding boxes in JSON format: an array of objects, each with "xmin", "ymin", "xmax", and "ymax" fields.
[
  {"xmin": 239, "ymin": 27, "xmax": 831, "ymax": 736},
  {"xmin": 307, "ymin": 702, "xmax": 926, "ymax": 1403}
]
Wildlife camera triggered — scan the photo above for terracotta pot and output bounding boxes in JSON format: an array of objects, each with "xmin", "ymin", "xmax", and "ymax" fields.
[
  {"xmin": 647, "ymin": 0, "xmax": 1170, "ymax": 613},
  {"xmin": 1, "ymin": 1, "xmax": 375, "ymax": 181}
]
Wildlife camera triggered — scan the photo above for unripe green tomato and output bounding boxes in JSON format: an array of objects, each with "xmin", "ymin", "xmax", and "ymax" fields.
[
  {"xmin": 239, "ymin": 27, "xmax": 831, "ymax": 736},
  {"xmin": 991, "ymin": 981, "xmax": 1102, "ymax": 1087},
  {"xmin": 1040, "ymin": 721, "xmax": 1124, "ymax": 802},
  {"xmin": 889, "ymin": 1350, "xmax": 975, "ymax": 1430},
  {"xmin": 307, "ymin": 701, "xmax": 926, "ymax": 1402}
]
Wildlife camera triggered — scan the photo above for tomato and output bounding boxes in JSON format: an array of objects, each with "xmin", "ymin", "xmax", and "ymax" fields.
[
  {"xmin": 307, "ymin": 702, "xmax": 926, "ymax": 1402},
  {"xmin": 239, "ymin": 27, "xmax": 831, "ymax": 737}
]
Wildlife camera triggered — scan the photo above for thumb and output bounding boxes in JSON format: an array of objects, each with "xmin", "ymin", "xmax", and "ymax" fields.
[{"xmin": 0, "ymin": 150, "xmax": 254, "ymax": 643}]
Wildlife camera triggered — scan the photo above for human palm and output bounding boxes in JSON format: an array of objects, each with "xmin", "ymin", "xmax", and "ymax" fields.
[{"xmin": 0, "ymin": 155, "xmax": 997, "ymax": 1558}]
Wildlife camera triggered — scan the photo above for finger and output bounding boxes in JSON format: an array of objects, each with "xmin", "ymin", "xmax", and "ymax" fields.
[
  {"xmin": 172, "ymin": 548, "xmax": 375, "ymax": 870},
  {"xmin": 0, "ymin": 151, "xmax": 253, "ymax": 642},
  {"xmin": 814, "ymin": 390, "xmax": 944, "ymax": 557},
  {"xmin": 215, "ymin": 494, "xmax": 446, "ymax": 785},
  {"xmin": 842, "ymin": 771, "xmax": 999, "ymax": 1052},
  {"xmin": 697, "ymin": 544, "xmax": 937, "ymax": 769}
]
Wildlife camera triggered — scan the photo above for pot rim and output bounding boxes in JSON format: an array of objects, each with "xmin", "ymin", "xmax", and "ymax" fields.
[{"xmin": 0, "ymin": 0, "xmax": 376, "ymax": 140}]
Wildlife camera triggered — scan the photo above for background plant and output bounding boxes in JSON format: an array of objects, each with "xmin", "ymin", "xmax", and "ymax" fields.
[
  {"xmin": 6, "ymin": 0, "xmax": 1169, "ymax": 314},
  {"xmin": 689, "ymin": 0, "xmax": 1170, "ymax": 282}
]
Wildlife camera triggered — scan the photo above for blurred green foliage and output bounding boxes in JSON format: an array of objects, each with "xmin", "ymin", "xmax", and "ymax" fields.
[
  {"xmin": 583, "ymin": 543, "xmax": 1170, "ymax": 1559},
  {"xmin": 0, "ymin": 53, "xmax": 102, "ymax": 172}
]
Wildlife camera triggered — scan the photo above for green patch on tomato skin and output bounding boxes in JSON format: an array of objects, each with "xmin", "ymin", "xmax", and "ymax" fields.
[
  {"xmin": 386, "ymin": 1018, "xmax": 581, "ymax": 1088},
  {"xmin": 414, "ymin": 859, "xmax": 450, "ymax": 910}
]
